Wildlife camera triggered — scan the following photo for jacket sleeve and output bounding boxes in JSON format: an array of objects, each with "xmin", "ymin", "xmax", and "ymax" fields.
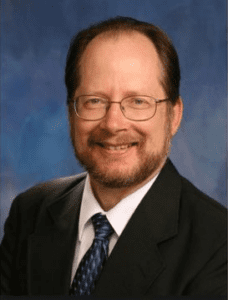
[
  {"xmin": 184, "ymin": 240, "xmax": 227, "ymax": 296},
  {"xmin": 0, "ymin": 197, "xmax": 20, "ymax": 295}
]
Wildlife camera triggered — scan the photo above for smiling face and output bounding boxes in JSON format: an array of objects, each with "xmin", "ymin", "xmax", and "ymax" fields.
[{"xmin": 69, "ymin": 31, "xmax": 182, "ymax": 189}]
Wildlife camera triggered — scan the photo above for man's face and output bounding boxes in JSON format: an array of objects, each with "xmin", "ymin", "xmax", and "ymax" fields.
[{"xmin": 69, "ymin": 32, "xmax": 180, "ymax": 188}]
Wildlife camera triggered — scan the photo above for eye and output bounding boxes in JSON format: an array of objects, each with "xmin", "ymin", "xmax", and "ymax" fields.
[
  {"xmin": 84, "ymin": 97, "xmax": 106, "ymax": 109},
  {"xmin": 134, "ymin": 98, "xmax": 146, "ymax": 105},
  {"xmin": 87, "ymin": 98, "xmax": 101, "ymax": 104},
  {"xmin": 126, "ymin": 97, "xmax": 151, "ymax": 109}
]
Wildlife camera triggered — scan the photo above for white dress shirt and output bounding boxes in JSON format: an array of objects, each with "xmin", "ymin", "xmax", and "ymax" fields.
[{"xmin": 71, "ymin": 173, "xmax": 159, "ymax": 284}]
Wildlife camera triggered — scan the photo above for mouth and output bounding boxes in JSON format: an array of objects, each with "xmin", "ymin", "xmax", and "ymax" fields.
[{"xmin": 96, "ymin": 142, "xmax": 138, "ymax": 151}]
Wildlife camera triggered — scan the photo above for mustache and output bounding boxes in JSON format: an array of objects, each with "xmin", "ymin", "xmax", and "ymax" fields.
[{"xmin": 88, "ymin": 132, "xmax": 144, "ymax": 146}]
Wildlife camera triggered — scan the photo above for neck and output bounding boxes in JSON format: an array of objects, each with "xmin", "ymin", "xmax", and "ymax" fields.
[{"xmin": 89, "ymin": 164, "xmax": 164, "ymax": 211}]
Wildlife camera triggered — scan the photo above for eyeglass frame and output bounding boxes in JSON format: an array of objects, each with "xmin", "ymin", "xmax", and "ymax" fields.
[{"xmin": 71, "ymin": 95, "xmax": 170, "ymax": 121}]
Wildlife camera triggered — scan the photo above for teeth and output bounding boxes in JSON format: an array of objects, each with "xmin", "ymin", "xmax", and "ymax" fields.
[{"xmin": 105, "ymin": 144, "xmax": 132, "ymax": 150}]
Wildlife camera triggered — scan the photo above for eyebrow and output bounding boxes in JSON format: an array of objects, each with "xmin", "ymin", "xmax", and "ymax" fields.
[{"xmin": 81, "ymin": 90, "xmax": 151, "ymax": 98}]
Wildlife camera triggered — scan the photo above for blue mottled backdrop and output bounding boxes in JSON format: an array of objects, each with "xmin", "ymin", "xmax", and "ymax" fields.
[{"xmin": 1, "ymin": 0, "xmax": 226, "ymax": 241}]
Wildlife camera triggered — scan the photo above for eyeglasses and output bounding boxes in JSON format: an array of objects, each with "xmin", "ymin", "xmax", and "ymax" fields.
[{"xmin": 72, "ymin": 95, "xmax": 169, "ymax": 121}]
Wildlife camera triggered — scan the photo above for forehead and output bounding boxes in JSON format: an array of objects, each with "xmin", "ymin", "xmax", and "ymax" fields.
[
  {"xmin": 81, "ymin": 31, "xmax": 162, "ymax": 67},
  {"xmin": 78, "ymin": 31, "xmax": 165, "ymax": 96}
]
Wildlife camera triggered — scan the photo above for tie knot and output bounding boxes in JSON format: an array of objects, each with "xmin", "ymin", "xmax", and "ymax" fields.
[{"xmin": 91, "ymin": 213, "xmax": 114, "ymax": 240}]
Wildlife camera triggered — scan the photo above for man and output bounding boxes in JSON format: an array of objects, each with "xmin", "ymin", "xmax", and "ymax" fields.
[{"xmin": 1, "ymin": 17, "xmax": 227, "ymax": 296}]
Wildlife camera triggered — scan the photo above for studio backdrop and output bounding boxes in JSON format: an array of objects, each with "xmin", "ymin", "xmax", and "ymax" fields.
[{"xmin": 1, "ymin": 0, "xmax": 226, "ymax": 241}]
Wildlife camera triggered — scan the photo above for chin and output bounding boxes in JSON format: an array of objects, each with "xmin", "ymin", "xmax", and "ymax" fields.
[
  {"xmin": 72, "ymin": 128, "xmax": 172, "ymax": 189},
  {"xmin": 77, "ymin": 151, "xmax": 167, "ymax": 189}
]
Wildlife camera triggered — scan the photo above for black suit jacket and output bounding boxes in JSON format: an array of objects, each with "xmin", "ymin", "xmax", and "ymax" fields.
[{"xmin": 1, "ymin": 159, "xmax": 227, "ymax": 296}]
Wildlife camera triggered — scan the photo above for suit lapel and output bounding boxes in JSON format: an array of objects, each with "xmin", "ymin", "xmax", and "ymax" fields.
[
  {"xmin": 94, "ymin": 159, "xmax": 182, "ymax": 297},
  {"xmin": 27, "ymin": 159, "xmax": 181, "ymax": 296},
  {"xmin": 28, "ymin": 177, "xmax": 85, "ymax": 295}
]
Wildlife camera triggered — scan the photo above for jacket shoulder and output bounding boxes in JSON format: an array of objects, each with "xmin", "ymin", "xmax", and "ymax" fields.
[
  {"xmin": 13, "ymin": 172, "xmax": 87, "ymax": 212},
  {"xmin": 181, "ymin": 176, "xmax": 227, "ymax": 215},
  {"xmin": 179, "ymin": 176, "xmax": 227, "ymax": 243},
  {"xmin": 2, "ymin": 173, "xmax": 87, "ymax": 241}
]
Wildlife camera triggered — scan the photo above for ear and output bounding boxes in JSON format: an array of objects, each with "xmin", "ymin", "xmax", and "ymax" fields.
[
  {"xmin": 170, "ymin": 97, "xmax": 183, "ymax": 136},
  {"xmin": 68, "ymin": 102, "xmax": 75, "ymax": 119}
]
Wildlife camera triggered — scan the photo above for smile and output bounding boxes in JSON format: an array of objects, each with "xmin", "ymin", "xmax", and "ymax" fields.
[{"xmin": 97, "ymin": 142, "xmax": 138, "ymax": 151}]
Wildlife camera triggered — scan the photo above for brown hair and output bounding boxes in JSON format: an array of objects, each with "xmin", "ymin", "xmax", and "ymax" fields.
[{"xmin": 65, "ymin": 16, "xmax": 180, "ymax": 105}]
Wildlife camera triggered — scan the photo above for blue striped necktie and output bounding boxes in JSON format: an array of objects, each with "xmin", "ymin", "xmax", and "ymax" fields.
[{"xmin": 69, "ymin": 213, "xmax": 114, "ymax": 296}]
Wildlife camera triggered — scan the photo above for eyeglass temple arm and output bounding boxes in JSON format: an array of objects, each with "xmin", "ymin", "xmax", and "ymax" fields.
[{"xmin": 156, "ymin": 98, "xmax": 169, "ymax": 103}]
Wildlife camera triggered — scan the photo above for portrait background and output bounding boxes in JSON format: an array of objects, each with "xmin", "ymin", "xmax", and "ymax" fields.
[{"xmin": 1, "ymin": 0, "xmax": 226, "ymax": 241}]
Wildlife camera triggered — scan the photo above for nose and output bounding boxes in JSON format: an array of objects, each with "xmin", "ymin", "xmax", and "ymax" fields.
[{"xmin": 99, "ymin": 102, "xmax": 130, "ymax": 133}]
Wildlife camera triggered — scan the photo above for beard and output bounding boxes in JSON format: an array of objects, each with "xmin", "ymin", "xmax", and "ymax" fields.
[{"xmin": 70, "ymin": 119, "xmax": 172, "ymax": 189}]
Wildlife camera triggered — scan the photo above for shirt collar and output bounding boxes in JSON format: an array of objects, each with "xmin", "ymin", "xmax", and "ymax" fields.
[
  {"xmin": 78, "ymin": 173, "xmax": 159, "ymax": 241},
  {"xmin": 78, "ymin": 175, "xmax": 102, "ymax": 242}
]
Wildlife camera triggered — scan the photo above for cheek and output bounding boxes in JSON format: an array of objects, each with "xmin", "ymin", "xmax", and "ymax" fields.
[
  {"xmin": 71, "ymin": 119, "xmax": 96, "ymax": 146},
  {"xmin": 141, "ymin": 121, "xmax": 167, "ymax": 149},
  {"xmin": 73, "ymin": 125, "xmax": 87, "ymax": 146},
  {"xmin": 70, "ymin": 119, "xmax": 83, "ymax": 146}
]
